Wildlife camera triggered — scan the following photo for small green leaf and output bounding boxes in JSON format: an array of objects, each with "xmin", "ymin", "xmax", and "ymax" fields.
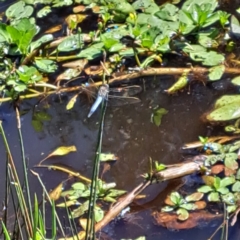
[
  {"xmin": 99, "ymin": 153, "xmax": 118, "ymax": 162},
  {"xmin": 213, "ymin": 177, "xmax": 221, "ymax": 189},
  {"xmin": 224, "ymin": 153, "xmax": 238, "ymax": 171},
  {"xmin": 34, "ymin": 111, "xmax": 51, "ymax": 121},
  {"xmin": 58, "ymin": 35, "xmax": 84, "ymax": 52},
  {"xmin": 94, "ymin": 206, "xmax": 104, "ymax": 222},
  {"xmin": 222, "ymin": 193, "xmax": 235, "ymax": 205},
  {"xmin": 30, "ymin": 34, "xmax": 53, "ymax": 52},
  {"xmin": 161, "ymin": 206, "xmax": 175, "ymax": 212},
  {"xmin": 37, "ymin": 6, "xmax": 52, "ymax": 18},
  {"xmin": 77, "ymin": 42, "xmax": 104, "ymax": 60},
  {"xmin": 208, "ymin": 192, "xmax": 220, "ymax": 202},
  {"xmin": 71, "ymin": 182, "xmax": 85, "ymax": 191},
  {"xmin": 152, "ymin": 108, "xmax": 168, "ymax": 127},
  {"xmin": 176, "ymin": 208, "xmax": 189, "ymax": 221},
  {"xmin": 232, "ymin": 181, "xmax": 240, "ymax": 192},
  {"xmin": 198, "ymin": 185, "xmax": 213, "ymax": 193},
  {"xmin": 227, "ymin": 205, "xmax": 237, "ymax": 213},
  {"xmin": 208, "ymin": 65, "xmax": 225, "ymax": 81},
  {"xmin": 107, "ymin": 189, "xmax": 126, "ymax": 198},
  {"xmin": 170, "ymin": 192, "xmax": 182, "ymax": 205},
  {"xmin": 214, "ymin": 95, "xmax": 240, "ymax": 108},
  {"xmin": 220, "ymin": 176, "xmax": 236, "ymax": 188},
  {"xmin": 231, "ymin": 76, "xmax": 240, "ymax": 86},
  {"xmin": 35, "ymin": 59, "xmax": 58, "ymax": 73},
  {"xmin": 217, "ymin": 187, "xmax": 229, "ymax": 195},
  {"xmin": 6, "ymin": 1, "xmax": 34, "ymax": 20},
  {"xmin": 180, "ymin": 203, "xmax": 196, "ymax": 210},
  {"xmin": 31, "ymin": 119, "xmax": 43, "ymax": 132},
  {"xmin": 206, "ymin": 101, "xmax": 240, "ymax": 121},
  {"xmin": 236, "ymin": 169, "xmax": 240, "ymax": 180},
  {"xmin": 71, "ymin": 200, "xmax": 89, "ymax": 218},
  {"xmin": 202, "ymin": 51, "xmax": 225, "ymax": 66},
  {"xmin": 185, "ymin": 192, "xmax": 204, "ymax": 202}
]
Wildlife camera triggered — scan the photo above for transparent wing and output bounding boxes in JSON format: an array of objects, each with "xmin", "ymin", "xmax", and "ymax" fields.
[
  {"xmin": 108, "ymin": 85, "xmax": 142, "ymax": 107},
  {"xmin": 109, "ymin": 85, "xmax": 142, "ymax": 97},
  {"xmin": 107, "ymin": 96, "xmax": 141, "ymax": 107}
]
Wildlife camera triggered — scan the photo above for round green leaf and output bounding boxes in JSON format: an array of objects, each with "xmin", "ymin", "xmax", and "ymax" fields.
[
  {"xmin": 180, "ymin": 203, "xmax": 196, "ymax": 210},
  {"xmin": 208, "ymin": 192, "xmax": 220, "ymax": 202},
  {"xmin": 231, "ymin": 76, "xmax": 240, "ymax": 86},
  {"xmin": 232, "ymin": 181, "xmax": 240, "ymax": 192},
  {"xmin": 94, "ymin": 206, "xmax": 104, "ymax": 222},
  {"xmin": 224, "ymin": 153, "xmax": 238, "ymax": 171},
  {"xmin": 176, "ymin": 208, "xmax": 189, "ymax": 221},
  {"xmin": 222, "ymin": 192, "xmax": 235, "ymax": 205},
  {"xmin": 208, "ymin": 65, "xmax": 225, "ymax": 81},
  {"xmin": 217, "ymin": 187, "xmax": 229, "ymax": 195},
  {"xmin": 220, "ymin": 176, "xmax": 236, "ymax": 188},
  {"xmin": 227, "ymin": 205, "xmax": 237, "ymax": 213},
  {"xmin": 161, "ymin": 206, "xmax": 175, "ymax": 212}
]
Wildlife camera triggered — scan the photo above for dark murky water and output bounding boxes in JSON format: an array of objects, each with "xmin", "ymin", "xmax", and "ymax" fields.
[
  {"xmin": 1, "ymin": 0, "xmax": 240, "ymax": 239},
  {"xmin": 1, "ymin": 75, "xmax": 239, "ymax": 239}
]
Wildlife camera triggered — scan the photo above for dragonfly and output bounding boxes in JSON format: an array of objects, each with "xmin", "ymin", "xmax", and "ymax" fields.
[{"xmin": 81, "ymin": 80, "xmax": 142, "ymax": 118}]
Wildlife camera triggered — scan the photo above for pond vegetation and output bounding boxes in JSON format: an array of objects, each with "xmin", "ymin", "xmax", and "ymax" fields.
[{"xmin": 1, "ymin": 0, "xmax": 240, "ymax": 239}]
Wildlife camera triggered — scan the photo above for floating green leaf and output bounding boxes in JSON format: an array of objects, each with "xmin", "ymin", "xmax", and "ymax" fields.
[
  {"xmin": 152, "ymin": 108, "xmax": 168, "ymax": 127},
  {"xmin": 208, "ymin": 192, "xmax": 220, "ymax": 202},
  {"xmin": 208, "ymin": 65, "xmax": 225, "ymax": 81},
  {"xmin": 37, "ymin": 6, "xmax": 52, "ymax": 18},
  {"xmin": 99, "ymin": 153, "xmax": 118, "ymax": 162},
  {"xmin": 30, "ymin": 34, "xmax": 53, "ymax": 52},
  {"xmin": 185, "ymin": 192, "xmax": 204, "ymax": 202},
  {"xmin": 77, "ymin": 42, "xmax": 104, "ymax": 60},
  {"xmin": 206, "ymin": 101, "xmax": 240, "ymax": 121},
  {"xmin": 6, "ymin": 1, "xmax": 34, "ymax": 21},
  {"xmin": 35, "ymin": 59, "xmax": 58, "ymax": 73},
  {"xmin": 176, "ymin": 208, "xmax": 189, "ymax": 221},
  {"xmin": 231, "ymin": 76, "xmax": 240, "ymax": 86}
]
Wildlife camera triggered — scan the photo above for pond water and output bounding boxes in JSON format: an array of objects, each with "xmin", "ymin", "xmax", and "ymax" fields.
[
  {"xmin": 1, "ymin": 0, "xmax": 240, "ymax": 239},
  {"xmin": 1, "ymin": 75, "xmax": 239, "ymax": 239}
]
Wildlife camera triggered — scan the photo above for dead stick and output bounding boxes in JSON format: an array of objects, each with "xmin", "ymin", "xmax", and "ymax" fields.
[
  {"xmin": 95, "ymin": 181, "xmax": 151, "ymax": 232},
  {"xmin": 58, "ymin": 157, "xmax": 206, "ymax": 239},
  {"xmin": 109, "ymin": 67, "xmax": 240, "ymax": 83},
  {"xmin": 95, "ymin": 156, "xmax": 205, "ymax": 233},
  {"xmin": 1, "ymin": 67, "xmax": 240, "ymax": 103}
]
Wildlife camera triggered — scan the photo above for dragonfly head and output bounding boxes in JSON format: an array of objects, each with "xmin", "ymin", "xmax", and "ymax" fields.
[{"xmin": 98, "ymin": 84, "xmax": 109, "ymax": 98}]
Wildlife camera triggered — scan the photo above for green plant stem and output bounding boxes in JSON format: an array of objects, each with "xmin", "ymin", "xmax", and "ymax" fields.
[
  {"xmin": 16, "ymin": 108, "xmax": 33, "ymax": 224},
  {"xmin": 133, "ymin": 45, "xmax": 141, "ymax": 67},
  {"xmin": 30, "ymin": 170, "xmax": 66, "ymax": 238},
  {"xmin": 0, "ymin": 121, "xmax": 33, "ymax": 238},
  {"xmin": 85, "ymin": 88, "xmax": 108, "ymax": 240}
]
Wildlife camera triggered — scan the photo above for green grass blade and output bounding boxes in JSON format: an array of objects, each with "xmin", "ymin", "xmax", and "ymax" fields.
[
  {"xmin": 1, "ymin": 221, "xmax": 11, "ymax": 240},
  {"xmin": 33, "ymin": 194, "xmax": 39, "ymax": 240},
  {"xmin": 51, "ymin": 201, "xmax": 56, "ymax": 239}
]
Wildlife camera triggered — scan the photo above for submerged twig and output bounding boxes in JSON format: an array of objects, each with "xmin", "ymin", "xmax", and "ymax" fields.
[{"xmin": 34, "ymin": 164, "xmax": 91, "ymax": 183}]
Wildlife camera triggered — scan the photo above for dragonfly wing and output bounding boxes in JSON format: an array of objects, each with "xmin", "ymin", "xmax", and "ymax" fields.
[
  {"xmin": 88, "ymin": 95, "xmax": 104, "ymax": 118},
  {"xmin": 109, "ymin": 85, "xmax": 142, "ymax": 97},
  {"xmin": 108, "ymin": 96, "xmax": 141, "ymax": 107}
]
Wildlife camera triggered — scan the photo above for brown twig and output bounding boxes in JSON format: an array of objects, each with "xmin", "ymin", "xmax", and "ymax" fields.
[{"xmin": 2, "ymin": 66, "xmax": 240, "ymax": 103}]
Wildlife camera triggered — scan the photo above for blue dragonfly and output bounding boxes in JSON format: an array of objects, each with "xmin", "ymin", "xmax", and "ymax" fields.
[{"xmin": 82, "ymin": 80, "xmax": 142, "ymax": 118}]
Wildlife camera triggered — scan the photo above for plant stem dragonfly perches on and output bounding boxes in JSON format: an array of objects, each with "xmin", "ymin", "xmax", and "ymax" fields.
[{"xmin": 83, "ymin": 81, "xmax": 142, "ymax": 118}]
